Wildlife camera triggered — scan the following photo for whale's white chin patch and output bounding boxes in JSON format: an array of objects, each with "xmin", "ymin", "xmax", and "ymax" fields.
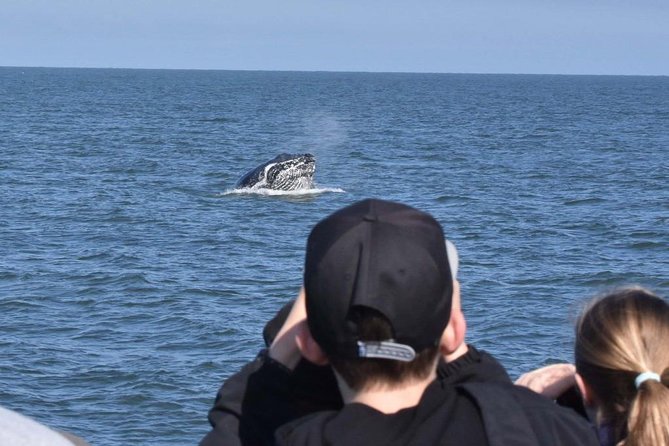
[
  {"xmin": 276, "ymin": 175, "xmax": 313, "ymax": 191},
  {"xmin": 266, "ymin": 161, "xmax": 315, "ymax": 191}
]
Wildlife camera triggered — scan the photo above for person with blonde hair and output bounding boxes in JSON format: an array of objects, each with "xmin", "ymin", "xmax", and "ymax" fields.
[{"xmin": 517, "ymin": 286, "xmax": 669, "ymax": 446}]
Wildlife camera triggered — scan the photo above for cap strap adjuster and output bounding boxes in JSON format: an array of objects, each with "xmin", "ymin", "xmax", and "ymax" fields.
[{"xmin": 357, "ymin": 341, "xmax": 416, "ymax": 362}]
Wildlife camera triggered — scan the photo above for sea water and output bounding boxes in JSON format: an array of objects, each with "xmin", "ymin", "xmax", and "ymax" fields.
[{"xmin": 1, "ymin": 68, "xmax": 667, "ymax": 445}]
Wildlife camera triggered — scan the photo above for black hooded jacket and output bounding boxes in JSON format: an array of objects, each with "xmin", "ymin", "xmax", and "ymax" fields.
[
  {"xmin": 201, "ymin": 301, "xmax": 597, "ymax": 446},
  {"xmin": 200, "ymin": 346, "xmax": 597, "ymax": 446}
]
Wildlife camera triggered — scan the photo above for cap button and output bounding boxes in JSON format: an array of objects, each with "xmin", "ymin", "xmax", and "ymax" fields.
[{"xmin": 363, "ymin": 213, "xmax": 377, "ymax": 222}]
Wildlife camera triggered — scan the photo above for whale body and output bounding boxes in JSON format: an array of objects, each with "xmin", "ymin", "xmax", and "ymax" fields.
[{"xmin": 235, "ymin": 153, "xmax": 316, "ymax": 191}]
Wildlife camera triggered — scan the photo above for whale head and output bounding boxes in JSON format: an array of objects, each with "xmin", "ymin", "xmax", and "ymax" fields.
[{"xmin": 235, "ymin": 153, "xmax": 316, "ymax": 191}]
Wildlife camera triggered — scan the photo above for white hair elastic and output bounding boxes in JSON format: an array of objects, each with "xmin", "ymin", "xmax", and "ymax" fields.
[{"xmin": 635, "ymin": 371, "xmax": 661, "ymax": 389}]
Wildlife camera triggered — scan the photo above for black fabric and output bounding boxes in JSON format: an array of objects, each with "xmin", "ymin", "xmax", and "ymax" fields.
[
  {"xmin": 459, "ymin": 382, "xmax": 539, "ymax": 446},
  {"xmin": 262, "ymin": 301, "xmax": 294, "ymax": 347},
  {"xmin": 202, "ymin": 302, "xmax": 597, "ymax": 446},
  {"xmin": 201, "ymin": 348, "xmax": 599, "ymax": 446},
  {"xmin": 458, "ymin": 381, "xmax": 600, "ymax": 446},
  {"xmin": 275, "ymin": 378, "xmax": 488, "ymax": 446},
  {"xmin": 304, "ymin": 199, "xmax": 453, "ymax": 359},
  {"xmin": 438, "ymin": 345, "xmax": 511, "ymax": 385},
  {"xmin": 275, "ymin": 374, "xmax": 599, "ymax": 446},
  {"xmin": 200, "ymin": 352, "xmax": 342, "ymax": 446},
  {"xmin": 555, "ymin": 384, "xmax": 590, "ymax": 419}
]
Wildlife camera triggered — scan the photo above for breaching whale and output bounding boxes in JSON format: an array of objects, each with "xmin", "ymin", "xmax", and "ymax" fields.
[{"xmin": 235, "ymin": 153, "xmax": 316, "ymax": 191}]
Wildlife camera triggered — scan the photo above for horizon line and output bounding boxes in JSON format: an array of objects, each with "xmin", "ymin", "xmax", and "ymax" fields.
[{"xmin": 1, "ymin": 65, "xmax": 667, "ymax": 78}]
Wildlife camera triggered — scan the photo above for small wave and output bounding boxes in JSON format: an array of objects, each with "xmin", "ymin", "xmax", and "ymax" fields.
[
  {"xmin": 629, "ymin": 241, "xmax": 664, "ymax": 250},
  {"xmin": 563, "ymin": 197, "xmax": 606, "ymax": 206},
  {"xmin": 435, "ymin": 194, "xmax": 473, "ymax": 203},
  {"xmin": 0, "ymin": 271, "xmax": 18, "ymax": 280},
  {"xmin": 221, "ymin": 186, "xmax": 346, "ymax": 196},
  {"xmin": 200, "ymin": 116, "xmax": 237, "ymax": 123}
]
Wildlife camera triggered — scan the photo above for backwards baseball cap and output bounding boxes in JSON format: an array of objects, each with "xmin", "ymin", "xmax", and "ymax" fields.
[{"xmin": 304, "ymin": 199, "xmax": 454, "ymax": 362}]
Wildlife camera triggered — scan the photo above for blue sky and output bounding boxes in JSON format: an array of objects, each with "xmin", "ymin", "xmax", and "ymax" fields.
[{"xmin": 1, "ymin": 0, "xmax": 667, "ymax": 75}]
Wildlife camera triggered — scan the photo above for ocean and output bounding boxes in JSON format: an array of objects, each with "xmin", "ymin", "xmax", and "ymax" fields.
[{"xmin": 1, "ymin": 67, "xmax": 667, "ymax": 445}]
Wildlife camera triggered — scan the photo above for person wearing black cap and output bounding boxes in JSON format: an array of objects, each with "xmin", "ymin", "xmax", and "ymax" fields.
[
  {"xmin": 255, "ymin": 237, "xmax": 511, "ymax": 388},
  {"xmin": 201, "ymin": 199, "xmax": 598, "ymax": 446}
]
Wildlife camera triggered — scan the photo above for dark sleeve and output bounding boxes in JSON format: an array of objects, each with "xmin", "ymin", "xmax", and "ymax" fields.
[
  {"xmin": 438, "ymin": 345, "xmax": 511, "ymax": 385},
  {"xmin": 262, "ymin": 301, "xmax": 294, "ymax": 347},
  {"xmin": 555, "ymin": 385, "xmax": 589, "ymax": 420},
  {"xmin": 458, "ymin": 382, "xmax": 599, "ymax": 446},
  {"xmin": 200, "ymin": 351, "xmax": 342, "ymax": 446},
  {"xmin": 533, "ymin": 403, "xmax": 599, "ymax": 445},
  {"xmin": 513, "ymin": 386, "xmax": 599, "ymax": 446},
  {"xmin": 200, "ymin": 355, "xmax": 264, "ymax": 446}
]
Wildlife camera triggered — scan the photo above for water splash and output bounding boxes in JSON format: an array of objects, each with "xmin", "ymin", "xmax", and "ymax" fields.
[{"xmin": 221, "ymin": 186, "xmax": 345, "ymax": 196}]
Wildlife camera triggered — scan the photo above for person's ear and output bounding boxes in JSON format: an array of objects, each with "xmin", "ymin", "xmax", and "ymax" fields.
[
  {"xmin": 451, "ymin": 280, "xmax": 462, "ymax": 311},
  {"xmin": 440, "ymin": 306, "xmax": 467, "ymax": 359},
  {"xmin": 575, "ymin": 373, "xmax": 597, "ymax": 407},
  {"xmin": 295, "ymin": 321, "xmax": 329, "ymax": 366}
]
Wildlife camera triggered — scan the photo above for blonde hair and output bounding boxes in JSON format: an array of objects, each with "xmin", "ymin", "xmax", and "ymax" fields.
[{"xmin": 574, "ymin": 286, "xmax": 669, "ymax": 446}]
